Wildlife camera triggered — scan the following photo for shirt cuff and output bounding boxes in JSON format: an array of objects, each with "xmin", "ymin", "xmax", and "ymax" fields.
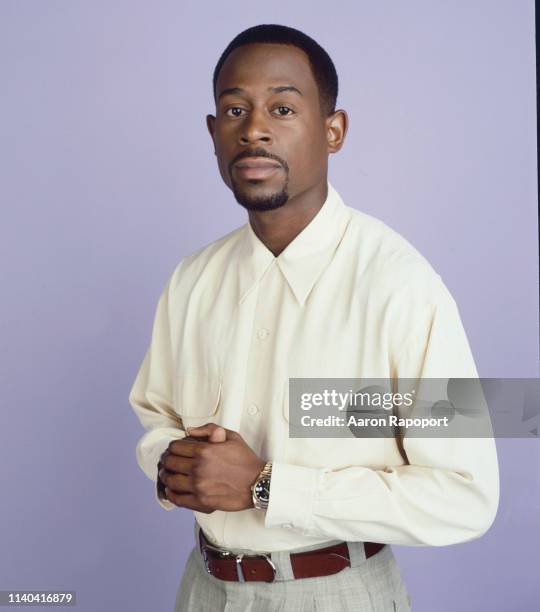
[
  {"xmin": 264, "ymin": 461, "xmax": 327, "ymax": 533},
  {"xmin": 135, "ymin": 428, "xmax": 187, "ymax": 511}
]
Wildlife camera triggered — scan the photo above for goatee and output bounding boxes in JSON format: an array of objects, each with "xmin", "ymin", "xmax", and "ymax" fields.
[{"xmin": 232, "ymin": 182, "xmax": 289, "ymax": 212}]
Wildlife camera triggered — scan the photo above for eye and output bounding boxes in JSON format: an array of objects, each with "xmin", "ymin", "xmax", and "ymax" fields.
[
  {"xmin": 225, "ymin": 107, "xmax": 246, "ymax": 117},
  {"xmin": 272, "ymin": 106, "xmax": 295, "ymax": 117}
]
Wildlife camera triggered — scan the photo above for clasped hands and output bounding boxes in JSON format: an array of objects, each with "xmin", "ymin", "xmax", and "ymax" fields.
[{"xmin": 158, "ymin": 423, "xmax": 266, "ymax": 513}]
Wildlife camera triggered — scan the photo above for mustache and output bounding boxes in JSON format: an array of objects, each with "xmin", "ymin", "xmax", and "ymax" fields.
[{"xmin": 229, "ymin": 148, "xmax": 289, "ymax": 173}]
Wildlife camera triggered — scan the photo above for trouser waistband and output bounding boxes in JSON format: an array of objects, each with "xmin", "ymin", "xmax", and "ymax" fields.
[{"xmin": 193, "ymin": 520, "xmax": 386, "ymax": 582}]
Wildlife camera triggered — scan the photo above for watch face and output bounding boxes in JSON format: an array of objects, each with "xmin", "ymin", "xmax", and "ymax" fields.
[{"xmin": 254, "ymin": 477, "xmax": 271, "ymax": 503}]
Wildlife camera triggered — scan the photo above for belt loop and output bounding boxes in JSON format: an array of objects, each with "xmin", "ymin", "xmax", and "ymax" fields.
[
  {"xmin": 346, "ymin": 541, "xmax": 367, "ymax": 569},
  {"xmin": 235, "ymin": 554, "xmax": 246, "ymax": 582},
  {"xmin": 270, "ymin": 550, "xmax": 295, "ymax": 581}
]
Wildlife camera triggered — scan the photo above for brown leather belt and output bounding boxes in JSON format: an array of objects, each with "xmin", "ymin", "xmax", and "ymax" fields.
[{"xmin": 198, "ymin": 528, "xmax": 385, "ymax": 582}]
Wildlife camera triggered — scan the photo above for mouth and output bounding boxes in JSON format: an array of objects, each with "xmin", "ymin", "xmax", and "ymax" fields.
[{"xmin": 233, "ymin": 157, "xmax": 282, "ymax": 181}]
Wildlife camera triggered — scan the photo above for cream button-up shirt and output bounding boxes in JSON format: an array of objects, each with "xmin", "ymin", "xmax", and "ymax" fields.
[{"xmin": 129, "ymin": 182, "xmax": 499, "ymax": 553}]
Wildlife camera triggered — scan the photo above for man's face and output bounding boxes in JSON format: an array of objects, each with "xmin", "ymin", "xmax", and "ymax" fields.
[{"xmin": 207, "ymin": 43, "xmax": 331, "ymax": 211}]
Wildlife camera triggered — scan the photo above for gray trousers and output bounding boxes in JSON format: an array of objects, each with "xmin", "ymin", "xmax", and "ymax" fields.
[{"xmin": 174, "ymin": 521, "xmax": 412, "ymax": 611}]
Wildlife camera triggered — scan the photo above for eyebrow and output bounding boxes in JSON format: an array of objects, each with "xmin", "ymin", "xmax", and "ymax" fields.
[{"xmin": 217, "ymin": 85, "xmax": 303, "ymax": 100}]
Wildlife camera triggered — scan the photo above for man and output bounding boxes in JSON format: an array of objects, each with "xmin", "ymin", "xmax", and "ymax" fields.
[{"xmin": 129, "ymin": 24, "xmax": 499, "ymax": 611}]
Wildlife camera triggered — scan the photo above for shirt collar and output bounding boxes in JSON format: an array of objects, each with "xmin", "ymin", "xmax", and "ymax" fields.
[{"xmin": 236, "ymin": 182, "xmax": 351, "ymax": 306}]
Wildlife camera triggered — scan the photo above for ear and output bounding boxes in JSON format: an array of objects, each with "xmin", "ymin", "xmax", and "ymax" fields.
[
  {"xmin": 325, "ymin": 109, "xmax": 348, "ymax": 154},
  {"xmin": 206, "ymin": 114, "xmax": 217, "ymax": 155}
]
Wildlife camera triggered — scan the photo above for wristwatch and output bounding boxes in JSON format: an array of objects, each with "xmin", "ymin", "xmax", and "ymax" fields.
[{"xmin": 251, "ymin": 461, "xmax": 272, "ymax": 510}]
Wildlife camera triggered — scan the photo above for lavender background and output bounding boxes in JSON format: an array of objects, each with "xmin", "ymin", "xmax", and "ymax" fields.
[{"xmin": 1, "ymin": 2, "xmax": 538, "ymax": 611}]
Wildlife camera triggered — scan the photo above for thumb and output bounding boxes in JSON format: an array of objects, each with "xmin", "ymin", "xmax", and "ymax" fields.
[
  {"xmin": 208, "ymin": 427, "xmax": 226, "ymax": 442},
  {"xmin": 186, "ymin": 423, "xmax": 226, "ymax": 443}
]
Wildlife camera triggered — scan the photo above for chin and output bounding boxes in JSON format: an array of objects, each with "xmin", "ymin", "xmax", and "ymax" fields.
[{"xmin": 232, "ymin": 181, "xmax": 289, "ymax": 212}]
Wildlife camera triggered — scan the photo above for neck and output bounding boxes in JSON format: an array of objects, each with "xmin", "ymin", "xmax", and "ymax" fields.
[{"xmin": 247, "ymin": 181, "xmax": 328, "ymax": 257}]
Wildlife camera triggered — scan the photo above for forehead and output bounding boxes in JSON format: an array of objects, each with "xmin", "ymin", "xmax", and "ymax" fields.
[{"xmin": 216, "ymin": 43, "xmax": 319, "ymax": 99}]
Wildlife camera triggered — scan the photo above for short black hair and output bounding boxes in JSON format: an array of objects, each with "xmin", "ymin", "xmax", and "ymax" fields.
[{"xmin": 212, "ymin": 24, "xmax": 338, "ymax": 116}]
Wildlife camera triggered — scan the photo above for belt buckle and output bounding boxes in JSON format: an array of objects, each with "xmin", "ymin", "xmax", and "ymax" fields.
[
  {"xmin": 236, "ymin": 552, "xmax": 277, "ymax": 583},
  {"xmin": 258, "ymin": 553, "xmax": 277, "ymax": 583},
  {"xmin": 201, "ymin": 541, "xmax": 277, "ymax": 583}
]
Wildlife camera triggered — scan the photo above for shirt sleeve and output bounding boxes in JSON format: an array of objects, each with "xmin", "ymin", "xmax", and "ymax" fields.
[
  {"xmin": 265, "ymin": 280, "xmax": 500, "ymax": 546},
  {"xmin": 129, "ymin": 273, "xmax": 187, "ymax": 511}
]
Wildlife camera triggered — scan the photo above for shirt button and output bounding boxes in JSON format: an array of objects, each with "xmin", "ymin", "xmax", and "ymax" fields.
[
  {"xmin": 247, "ymin": 403, "xmax": 259, "ymax": 416},
  {"xmin": 257, "ymin": 328, "xmax": 269, "ymax": 340}
]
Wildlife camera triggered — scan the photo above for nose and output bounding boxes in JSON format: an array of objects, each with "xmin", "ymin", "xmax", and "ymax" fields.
[{"xmin": 239, "ymin": 108, "xmax": 272, "ymax": 146}]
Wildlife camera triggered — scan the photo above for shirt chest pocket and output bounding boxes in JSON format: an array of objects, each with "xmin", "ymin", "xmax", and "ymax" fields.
[{"xmin": 174, "ymin": 373, "xmax": 222, "ymax": 428}]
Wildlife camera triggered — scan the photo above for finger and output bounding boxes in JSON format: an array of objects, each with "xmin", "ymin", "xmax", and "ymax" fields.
[
  {"xmin": 186, "ymin": 423, "xmax": 221, "ymax": 436},
  {"xmin": 161, "ymin": 454, "xmax": 195, "ymax": 475},
  {"xmin": 168, "ymin": 438, "xmax": 207, "ymax": 457},
  {"xmin": 188, "ymin": 424, "xmax": 226, "ymax": 442},
  {"xmin": 164, "ymin": 488, "xmax": 193, "ymax": 509},
  {"xmin": 158, "ymin": 468, "xmax": 172, "ymax": 487},
  {"xmin": 208, "ymin": 427, "xmax": 226, "ymax": 443},
  {"xmin": 186, "ymin": 425, "xmax": 212, "ymax": 436},
  {"xmin": 165, "ymin": 489, "xmax": 213, "ymax": 513},
  {"xmin": 161, "ymin": 471, "xmax": 194, "ymax": 494}
]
